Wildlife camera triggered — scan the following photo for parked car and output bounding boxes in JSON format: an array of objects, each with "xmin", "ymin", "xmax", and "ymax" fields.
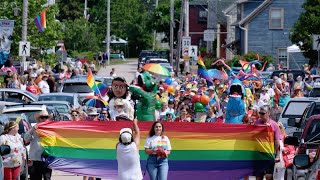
[
  {"xmin": 279, "ymin": 97, "xmax": 320, "ymax": 136},
  {"xmin": 288, "ymin": 115, "xmax": 320, "ymax": 180},
  {"xmin": 32, "ymin": 101, "xmax": 72, "ymax": 120},
  {"xmin": 138, "ymin": 50, "xmax": 159, "ymax": 67},
  {"xmin": 271, "ymin": 69, "xmax": 305, "ymax": 80},
  {"xmin": 0, "ymin": 88, "xmax": 38, "ymax": 113},
  {"xmin": 2, "ymin": 104, "xmax": 53, "ymax": 126},
  {"xmin": 293, "ymin": 147, "xmax": 320, "ymax": 180},
  {"xmin": 38, "ymin": 92, "xmax": 81, "ymax": 109},
  {"xmin": 59, "ymin": 77, "xmax": 99, "ymax": 100}
]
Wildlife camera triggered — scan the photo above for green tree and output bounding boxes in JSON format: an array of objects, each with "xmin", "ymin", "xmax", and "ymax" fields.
[
  {"xmin": 58, "ymin": 0, "xmax": 153, "ymax": 57},
  {"xmin": 56, "ymin": 0, "xmax": 83, "ymax": 21},
  {"xmin": 63, "ymin": 18, "xmax": 100, "ymax": 53},
  {"xmin": 290, "ymin": 0, "xmax": 320, "ymax": 65},
  {"xmin": 147, "ymin": 0, "xmax": 181, "ymax": 43},
  {"xmin": 0, "ymin": 0, "xmax": 63, "ymax": 61}
]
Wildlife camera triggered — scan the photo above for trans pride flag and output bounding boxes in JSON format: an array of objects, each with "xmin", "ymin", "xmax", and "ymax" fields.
[
  {"xmin": 37, "ymin": 121, "xmax": 275, "ymax": 179},
  {"xmin": 197, "ymin": 54, "xmax": 213, "ymax": 86}
]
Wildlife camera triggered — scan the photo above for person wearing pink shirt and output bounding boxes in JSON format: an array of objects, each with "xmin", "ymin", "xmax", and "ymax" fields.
[{"xmin": 255, "ymin": 105, "xmax": 281, "ymax": 180}]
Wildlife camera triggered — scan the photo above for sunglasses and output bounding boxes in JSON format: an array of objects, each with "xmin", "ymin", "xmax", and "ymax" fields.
[
  {"xmin": 40, "ymin": 116, "xmax": 49, "ymax": 119},
  {"xmin": 259, "ymin": 112, "xmax": 266, "ymax": 115},
  {"xmin": 89, "ymin": 115, "xmax": 98, "ymax": 117},
  {"xmin": 72, "ymin": 114, "xmax": 78, "ymax": 117}
]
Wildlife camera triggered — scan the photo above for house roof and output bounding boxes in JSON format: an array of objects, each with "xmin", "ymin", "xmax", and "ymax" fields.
[
  {"xmin": 217, "ymin": 0, "xmax": 238, "ymax": 24},
  {"xmin": 239, "ymin": 0, "xmax": 272, "ymax": 25},
  {"xmin": 189, "ymin": 0, "xmax": 207, "ymax": 5}
]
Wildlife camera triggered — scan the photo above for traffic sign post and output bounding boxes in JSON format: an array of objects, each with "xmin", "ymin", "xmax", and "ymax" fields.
[
  {"xmin": 204, "ymin": 30, "xmax": 215, "ymax": 42},
  {"xmin": 182, "ymin": 36, "xmax": 191, "ymax": 49},
  {"xmin": 19, "ymin": 41, "xmax": 30, "ymax": 57},
  {"xmin": 313, "ymin": 34, "xmax": 320, "ymax": 67},
  {"xmin": 189, "ymin": 46, "xmax": 198, "ymax": 57}
]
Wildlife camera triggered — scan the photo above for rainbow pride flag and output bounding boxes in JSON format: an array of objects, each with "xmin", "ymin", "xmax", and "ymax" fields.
[
  {"xmin": 34, "ymin": 10, "xmax": 46, "ymax": 32},
  {"xmin": 86, "ymin": 70, "xmax": 101, "ymax": 96},
  {"xmin": 37, "ymin": 121, "xmax": 274, "ymax": 179},
  {"xmin": 197, "ymin": 54, "xmax": 213, "ymax": 86}
]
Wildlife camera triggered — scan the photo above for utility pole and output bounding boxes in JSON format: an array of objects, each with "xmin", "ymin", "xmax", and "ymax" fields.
[
  {"xmin": 207, "ymin": 0, "xmax": 217, "ymax": 53},
  {"xmin": 22, "ymin": 0, "xmax": 28, "ymax": 72},
  {"xmin": 152, "ymin": 0, "xmax": 159, "ymax": 50},
  {"xmin": 106, "ymin": 0, "xmax": 110, "ymax": 65},
  {"xmin": 184, "ymin": 0, "xmax": 190, "ymax": 73},
  {"xmin": 84, "ymin": 0, "xmax": 88, "ymax": 19},
  {"xmin": 184, "ymin": 0, "xmax": 189, "ymax": 36},
  {"xmin": 176, "ymin": 0, "xmax": 185, "ymax": 74},
  {"xmin": 170, "ymin": 0, "xmax": 174, "ymax": 68}
]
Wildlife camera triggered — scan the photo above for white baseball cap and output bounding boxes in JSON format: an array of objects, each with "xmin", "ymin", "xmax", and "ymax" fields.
[{"xmin": 120, "ymin": 128, "xmax": 133, "ymax": 144}]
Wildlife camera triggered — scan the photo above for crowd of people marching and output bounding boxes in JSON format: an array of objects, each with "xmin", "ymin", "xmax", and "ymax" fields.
[{"xmin": 0, "ymin": 59, "xmax": 318, "ymax": 180}]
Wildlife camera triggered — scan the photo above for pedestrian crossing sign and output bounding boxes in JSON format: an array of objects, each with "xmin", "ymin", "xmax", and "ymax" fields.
[
  {"xmin": 189, "ymin": 46, "xmax": 198, "ymax": 57},
  {"xmin": 19, "ymin": 41, "xmax": 30, "ymax": 57}
]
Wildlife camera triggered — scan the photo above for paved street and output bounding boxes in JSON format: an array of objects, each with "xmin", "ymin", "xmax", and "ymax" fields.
[{"xmin": 97, "ymin": 59, "xmax": 138, "ymax": 82}]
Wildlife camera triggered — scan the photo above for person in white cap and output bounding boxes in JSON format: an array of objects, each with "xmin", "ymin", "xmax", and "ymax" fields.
[{"xmin": 116, "ymin": 118, "xmax": 142, "ymax": 180}]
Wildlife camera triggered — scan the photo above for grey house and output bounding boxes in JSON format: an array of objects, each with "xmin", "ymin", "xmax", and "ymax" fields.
[{"xmin": 232, "ymin": 0, "xmax": 307, "ymax": 69}]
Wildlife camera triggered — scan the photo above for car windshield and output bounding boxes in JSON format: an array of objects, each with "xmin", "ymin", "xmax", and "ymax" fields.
[
  {"xmin": 38, "ymin": 95, "xmax": 74, "ymax": 105},
  {"xmin": 305, "ymin": 120, "xmax": 320, "ymax": 144},
  {"xmin": 3, "ymin": 110, "xmax": 42, "ymax": 124},
  {"xmin": 103, "ymin": 78, "xmax": 113, "ymax": 86},
  {"xmin": 310, "ymin": 88, "xmax": 320, "ymax": 97},
  {"xmin": 282, "ymin": 101, "xmax": 312, "ymax": 118},
  {"xmin": 62, "ymin": 83, "xmax": 93, "ymax": 93},
  {"xmin": 44, "ymin": 104, "xmax": 69, "ymax": 114}
]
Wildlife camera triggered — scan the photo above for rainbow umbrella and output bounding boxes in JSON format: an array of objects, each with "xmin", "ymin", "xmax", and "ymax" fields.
[
  {"xmin": 142, "ymin": 63, "xmax": 171, "ymax": 76},
  {"xmin": 207, "ymin": 69, "xmax": 229, "ymax": 80},
  {"xmin": 83, "ymin": 96, "xmax": 108, "ymax": 108}
]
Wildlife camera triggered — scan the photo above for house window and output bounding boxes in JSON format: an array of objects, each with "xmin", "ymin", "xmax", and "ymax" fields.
[
  {"xmin": 198, "ymin": 38, "xmax": 206, "ymax": 48},
  {"xmin": 198, "ymin": 9, "xmax": 207, "ymax": 23},
  {"xmin": 269, "ymin": 8, "xmax": 284, "ymax": 29},
  {"xmin": 278, "ymin": 48, "xmax": 287, "ymax": 67}
]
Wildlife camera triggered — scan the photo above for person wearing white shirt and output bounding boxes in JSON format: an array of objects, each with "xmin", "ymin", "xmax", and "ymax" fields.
[
  {"xmin": 260, "ymin": 87, "xmax": 271, "ymax": 105},
  {"xmin": 75, "ymin": 59, "xmax": 82, "ymax": 69},
  {"xmin": 253, "ymin": 92, "xmax": 266, "ymax": 110},
  {"xmin": 38, "ymin": 75, "xmax": 50, "ymax": 94},
  {"xmin": 116, "ymin": 120, "xmax": 143, "ymax": 180}
]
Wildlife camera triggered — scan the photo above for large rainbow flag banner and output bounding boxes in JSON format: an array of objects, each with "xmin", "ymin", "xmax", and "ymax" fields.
[{"xmin": 37, "ymin": 121, "xmax": 274, "ymax": 180}]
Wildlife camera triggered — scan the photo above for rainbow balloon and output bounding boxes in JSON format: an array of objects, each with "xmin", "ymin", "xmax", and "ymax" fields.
[{"xmin": 37, "ymin": 121, "xmax": 274, "ymax": 179}]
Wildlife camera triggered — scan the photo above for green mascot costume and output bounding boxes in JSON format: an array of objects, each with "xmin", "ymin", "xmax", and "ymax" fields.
[{"xmin": 129, "ymin": 70, "xmax": 158, "ymax": 121}]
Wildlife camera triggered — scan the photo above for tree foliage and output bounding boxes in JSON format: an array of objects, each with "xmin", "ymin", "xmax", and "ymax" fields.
[
  {"xmin": 290, "ymin": 0, "xmax": 320, "ymax": 65},
  {"xmin": 147, "ymin": 0, "xmax": 181, "ymax": 43},
  {"xmin": 0, "ymin": 0, "xmax": 63, "ymax": 61},
  {"xmin": 58, "ymin": 0, "xmax": 153, "ymax": 57},
  {"xmin": 62, "ymin": 18, "xmax": 100, "ymax": 53}
]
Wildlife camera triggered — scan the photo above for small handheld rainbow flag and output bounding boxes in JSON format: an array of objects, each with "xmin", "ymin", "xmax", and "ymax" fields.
[
  {"xmin": 38, "ymin": 121, "xmax": 275, "ymax": 179},
  {"xmin": 34, "ymin": 9, "xmax": 47, "ymax": 32},
  {"xmin": 86, "ymin": 70, "xmax": 101, "ymax": 96},
  {"xmin": 197, "ymin": 53, "xmax": 213, "ymax": 86}
]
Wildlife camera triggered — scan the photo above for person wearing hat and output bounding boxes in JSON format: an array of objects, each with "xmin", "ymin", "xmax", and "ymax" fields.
[
  {"xmin": 0, "ymin": 121, "xmax": 26, "ymax": 180},
  {"xmin": 108, "ymin": 77, "xmax": 134, "ymax": 120},
  {"xmin": 260, "ymin": 87, "xmax": 271, "ymax": 105},
  {"xmin": 110, "ymin": 98, "xmax": 130, "ymax": 121},
  {"xmin": 207, "ymin": 86, "xmax": 219, "ymax": 106},
  {"xmin": 24, "ymin": 110, "xmax": 52, "ymax": 180},
  {"xmin": 38, "ymin": 73, "xmax": 50, "ymax": 94},
  {"xmin": 86, "ymin": 107, "xmax": 100, "ymax": 121},
  {"xmin": 117, "ymin": 119, "xmax": 142, "ymax": 180},
  {"xmin": 291, "ymin": 86, "xmax": 304, "ymax": 98}
]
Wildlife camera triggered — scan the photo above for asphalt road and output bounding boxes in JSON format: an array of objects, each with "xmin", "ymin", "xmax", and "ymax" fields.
[{"xmin": 97, "ymin": 59, "xmax": 138, "ymax": 83}]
